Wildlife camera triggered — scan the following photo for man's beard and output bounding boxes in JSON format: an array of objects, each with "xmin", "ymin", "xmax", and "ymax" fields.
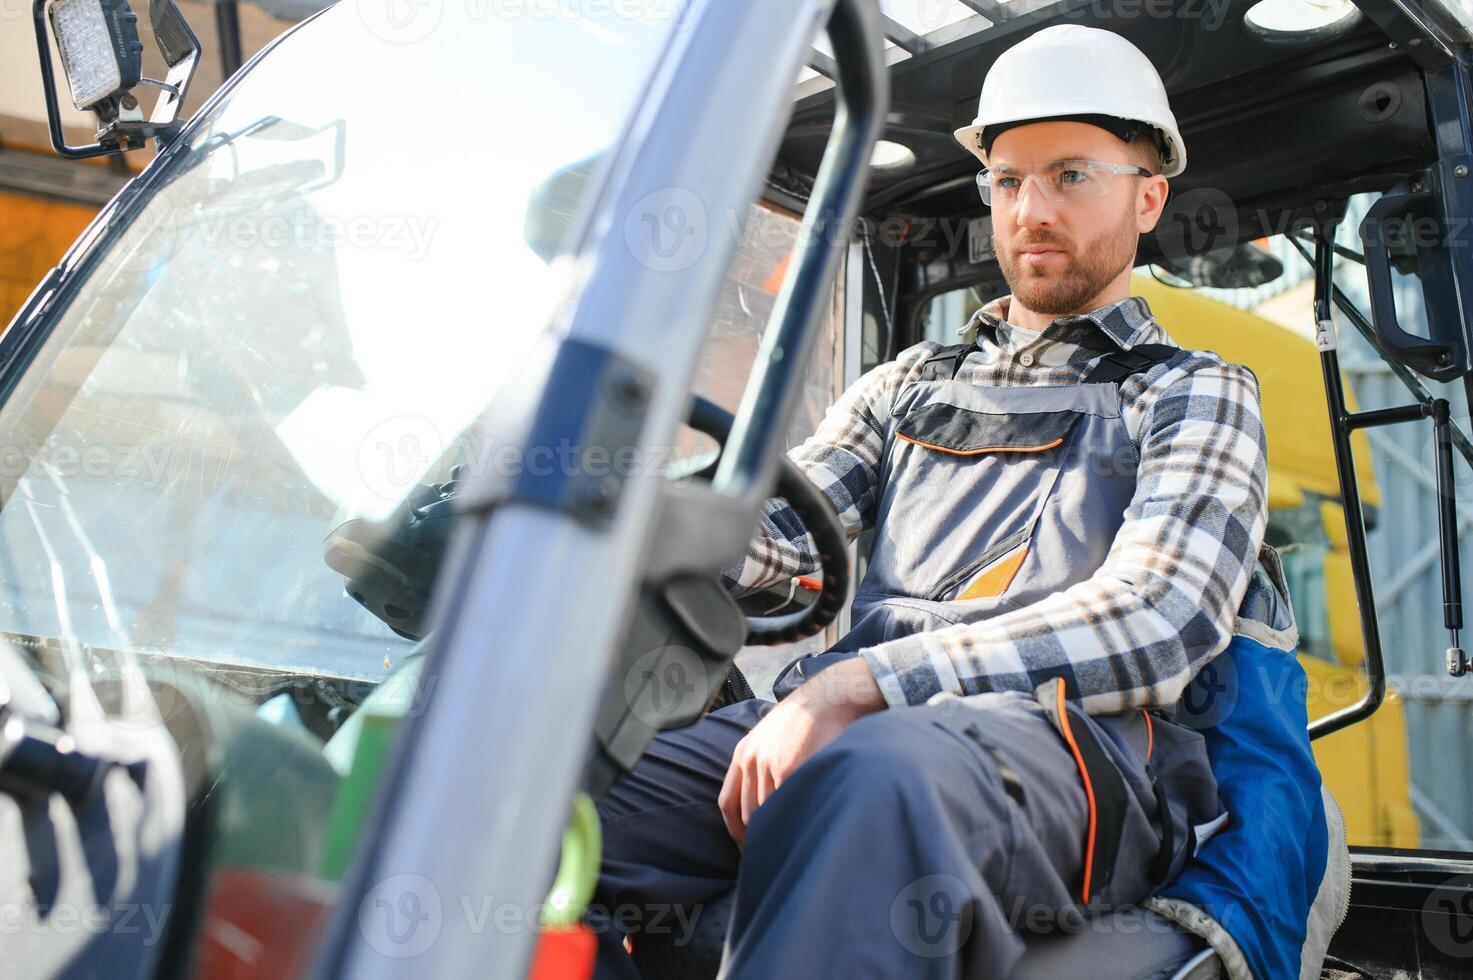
[{"xmin": 997, "ymin": 214, "xmax": 1138, "ymax": 317}]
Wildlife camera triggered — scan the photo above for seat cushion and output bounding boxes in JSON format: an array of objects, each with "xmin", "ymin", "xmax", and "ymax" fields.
[
  {"xmin": 631, "ymin": 891, "xmax": 1216, "ymax": 980},
  {"xmin": 1003, "ymin": 908, "xmax": 1215, "ymax": 980}
]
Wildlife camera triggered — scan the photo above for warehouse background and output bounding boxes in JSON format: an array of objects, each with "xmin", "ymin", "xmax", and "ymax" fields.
[{"xmin": 0, "ymin": 0, "xmax": 305, "ymax": 321}]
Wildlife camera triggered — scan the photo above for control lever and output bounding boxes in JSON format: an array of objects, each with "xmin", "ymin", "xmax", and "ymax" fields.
[
  {"xmin": 0, "ymin": 669, "xmax": 144, "ymax": 804},
  {"xmin": 0, "ymin": 710, "xmax": 115, "ymax": 803}
]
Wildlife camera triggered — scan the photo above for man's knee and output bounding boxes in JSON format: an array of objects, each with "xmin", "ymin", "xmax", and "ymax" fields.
[{"xmin": 750, "ymin": 708, "xmax": 970, "ymax": 834}]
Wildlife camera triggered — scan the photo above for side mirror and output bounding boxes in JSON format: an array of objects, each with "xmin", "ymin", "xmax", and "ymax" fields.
[{"xmin": 33, "ymin": 0, "xmax": 200, "ymax": 159}]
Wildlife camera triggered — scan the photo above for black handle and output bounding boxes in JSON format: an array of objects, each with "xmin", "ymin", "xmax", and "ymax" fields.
[{"xmin": 1358, "ymin": 180, "xmax": 1464, "ymax": 381}]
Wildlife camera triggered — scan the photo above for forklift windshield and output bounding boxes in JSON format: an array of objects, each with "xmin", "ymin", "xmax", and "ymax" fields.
[{"xmin": 0, "ymin": 4, "xmax": 678, "ymax": 679}]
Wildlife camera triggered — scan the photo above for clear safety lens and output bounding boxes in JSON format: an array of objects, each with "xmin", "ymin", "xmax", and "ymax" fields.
[{"xmin": 976, "ymin": 160, "xmax": 1151, "ymax": 208}]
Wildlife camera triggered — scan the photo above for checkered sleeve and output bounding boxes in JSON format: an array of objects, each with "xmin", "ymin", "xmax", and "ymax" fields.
[
  {"xmin": 861, "ymin": 356, "xmax": 1270, "ymax": 713},
  {"xmin": 719, "ymin": 343, "xmax": 940, "ymax": 599}
]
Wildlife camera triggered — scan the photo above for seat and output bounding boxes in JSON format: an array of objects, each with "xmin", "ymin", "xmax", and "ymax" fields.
[{"xmin": 630, "ymin": 889, "xmax": 1221, "ymax": 979}]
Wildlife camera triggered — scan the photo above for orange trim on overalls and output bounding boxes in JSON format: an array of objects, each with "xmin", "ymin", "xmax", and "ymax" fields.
[
  {"xmin": 894, "ymin": 433, "xmax": 1066, "ymax": 456},
  {"xmin": 958, "ymin": 546, "xmax": 1029, "ymax": 600},
  {"xmin": 1142, "ymin": 709, "xmax": 1154, "ymax": 760},
  {"xmin": 1055, "ymin": 683, "xmax": 1098, "ymax": 905}
]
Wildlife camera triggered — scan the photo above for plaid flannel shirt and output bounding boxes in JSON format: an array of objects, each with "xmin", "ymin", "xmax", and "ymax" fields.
[{"xmin": 721, "ymin": 294, "xmax": 1269, "ymax": 714}]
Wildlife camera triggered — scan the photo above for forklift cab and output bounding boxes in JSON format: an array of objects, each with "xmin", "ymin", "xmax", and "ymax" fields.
[{"xmin": 6, "ymin": 0, "xmax": 1473, "ymax": 977}]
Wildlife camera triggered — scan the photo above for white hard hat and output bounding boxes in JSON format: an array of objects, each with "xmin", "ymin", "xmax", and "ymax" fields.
[{"xmin": 953, "ymin": 25, "xmax": 1186, "ymax": 178}]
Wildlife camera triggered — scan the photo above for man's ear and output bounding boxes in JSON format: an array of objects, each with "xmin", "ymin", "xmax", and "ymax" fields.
[{"xmin": 1135, "ymin": 175, "xmax": 1170, "ymax": 234}]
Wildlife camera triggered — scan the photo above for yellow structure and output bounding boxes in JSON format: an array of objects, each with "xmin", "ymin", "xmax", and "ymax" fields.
[
  {"xmin": 1134, "ymin": 274, "xmax": 1419, "ymax": 848},
  {"xmin": 0, "ymin": 192, "xmax": 97, "ymax": 327}
]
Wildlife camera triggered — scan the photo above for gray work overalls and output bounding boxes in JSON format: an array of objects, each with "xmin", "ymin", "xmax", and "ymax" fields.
[
  {"xmin": 766, "ymin": 336, "xmax": 1222, "ymax": 904},
  {"xmin": 593, "ymin": 342, "xmax": 1229, "ymax": 979}
]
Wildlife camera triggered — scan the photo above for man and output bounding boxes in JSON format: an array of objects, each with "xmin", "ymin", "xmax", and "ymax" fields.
[{"xmin": 593, "ymin": 24, "xmax": 1267, "ymax": 979}]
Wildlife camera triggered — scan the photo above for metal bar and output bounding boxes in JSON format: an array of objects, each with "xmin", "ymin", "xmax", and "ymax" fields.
[
  {"xmin": 1292, "ymin": 230, "xmax": 1365, "ymax": 266},
  {"xmin": 1309, "ymin": 228, "xmax": 1389, "ymax": 739},
  {"xmin": 1346, "ymin": 0, "xmax": 1461, "ymax": 69},
  {"xmin": 1286, "ymin": 233, "xmax": 1473, "ymax": 471},
  {"xmin": 953, "ymin": 0, "xmax": 1010, "ymax": 22},
  {"xmin": 838, "ymin": 239, "xmax": 865, "ymax": 641},
  {"xmin": 807, "ymin": 47, "xmax": 839, "ymax": 78},
  {"xmin": 215, "ymin": 0, "xmax": 244, "ymax": 79},
  {"xmin": 716, "ymin": 0, "xmax": 887, "ymax": 499},
  {"xmin": 879, "ymin": 14, "xmax": 929, "ymax": 53},
  {"xmin": 1344, "ymin": 403, "xmax": 1431, "ymax": 430},
  {"xmin": 1410, "ymin": 784, "xmax": 1473, "ymax": 850},
  {"xmin": 1432, "ymin": 398, "xmax": 1466, "ymax": 675}
]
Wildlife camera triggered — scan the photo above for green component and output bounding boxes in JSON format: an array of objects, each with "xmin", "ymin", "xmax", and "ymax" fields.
[
  {"xmin": 322, "ymin": 656, "xmax": 425, "ymax": 776},
  {"xmin": 210, "ymin": 713, "xmax": 341, "ymax": 875},
  {"xmin": 109, "ymin": 670, "xmax": 341, "ymax": 878},
  {"xmin": 320, "ymin": 705, "xmax": 401, "ymax": 881},
  {"xmin": 541, "ymin": 792, "xmax": 601, "ymax": 930}
]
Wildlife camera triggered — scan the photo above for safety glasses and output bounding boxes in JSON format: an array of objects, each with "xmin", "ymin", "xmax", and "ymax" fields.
[{"xmin": 977, "ymin": 159, "xmax": 1154, "ymax": 208}]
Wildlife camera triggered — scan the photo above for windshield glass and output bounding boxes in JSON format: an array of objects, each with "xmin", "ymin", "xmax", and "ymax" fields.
[{"xmin": 0, "ymin": 3, "xmax": 681, "ymax": 681}]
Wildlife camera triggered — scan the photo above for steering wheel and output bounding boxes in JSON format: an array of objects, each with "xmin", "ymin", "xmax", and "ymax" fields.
[
  {"xmin": 684, "ymin": 395, "xmax": 850, "ymax": 646},
  {"xmin": 325, "ymin": 396, "xmax": 850, "ymax": 646}
]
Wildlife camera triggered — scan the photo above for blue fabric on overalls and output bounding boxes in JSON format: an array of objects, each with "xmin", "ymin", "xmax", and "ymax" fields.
[{"xmin": 1161, "ymin": 622, "xmax": 1336, "ymax": 980}]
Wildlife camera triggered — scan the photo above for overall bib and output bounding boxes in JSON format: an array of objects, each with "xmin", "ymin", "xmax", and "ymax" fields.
[{"xmin": 774, "ymin": 341, "xmax": 1183, "ymax": 691}]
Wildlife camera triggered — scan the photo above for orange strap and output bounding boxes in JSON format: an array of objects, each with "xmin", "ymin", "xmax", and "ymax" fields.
[
  {"xmin": 1055, "ymin": 683, "xmax": 1098, "ymax": 905},
  {"xmin": 1142, "ymin": 709, "xmax": 1154, "ymax": 761}
]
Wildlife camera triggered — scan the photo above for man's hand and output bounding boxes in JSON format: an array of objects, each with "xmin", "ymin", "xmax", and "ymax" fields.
[{"xmin": 718, "ymin": 657, "xmax": 886, "ymax": 845}]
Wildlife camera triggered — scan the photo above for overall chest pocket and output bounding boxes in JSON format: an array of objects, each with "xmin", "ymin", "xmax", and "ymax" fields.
[
  {"xmin": 895, "ymin": 402, "xmax": 1080, "ymax": 456},
  {"xmin": 886, "ymin": 403, "xmax": 1084, "ymax": 603}
]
